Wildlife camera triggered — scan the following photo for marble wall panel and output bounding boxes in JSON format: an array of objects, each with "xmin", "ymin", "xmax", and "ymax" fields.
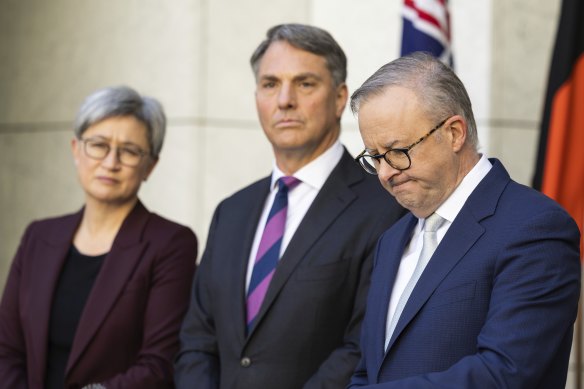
[
  {"xmin": 199, "ymin": 124, "xmax": 273, "ymax": 246},
  {"xmin": 0, "ymin": 129, "xmax": 82, "ymax": 287},
  {"xmin": 312, "ymin": 0, "xmax": 401, "ymax": 91},
  {"xmin": 311, "ymin": 0, "xmax": 400, "ymax": 134},
  {"xmin": 0, "ymin": 0, "xmax": 203, "ymax": 123},
  {"xmin": 450, "ymin": 0, "xmax": 493, "ymax": 152},
  {"xmin": 204, "ymin": 0, "xmax": 311, "ymax": 121},
  {"xmin": 488, "ymin": 124, "xmax": 539, "ymax": 186},
  {"xmin": 138, "ymin": 123, "xmax": 204, "ymax": 244},
  {"xmin": 490, "ymin": 0, "xmax": 562, "ymax": 122}
]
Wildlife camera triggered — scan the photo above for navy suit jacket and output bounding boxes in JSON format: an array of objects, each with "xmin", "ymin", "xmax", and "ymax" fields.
[
  {"xmin": 175, "ymin": 149, "xmax": 406, "ymax": 389},
  {"xmin": 349, "ymin": 159, "xmax": 581, "ymax": 388},
  {"xmin": 0, "ymin": 201, "xmax": 197, "ymax": 389}
]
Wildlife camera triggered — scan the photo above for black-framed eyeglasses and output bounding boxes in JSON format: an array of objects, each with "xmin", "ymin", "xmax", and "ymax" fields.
[
  {"xmin": 355, "ymin": 117, "xmax": 450, "ymax": 174},
  {"xmin": 80, "ymin": 137, "xmax": 150, "ymax": 167}
]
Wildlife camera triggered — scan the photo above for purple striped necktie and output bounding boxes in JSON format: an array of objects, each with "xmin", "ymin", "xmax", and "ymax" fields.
[{"xmin": 246, "ymin": 176, "xmax": 301, "ymax": 332}]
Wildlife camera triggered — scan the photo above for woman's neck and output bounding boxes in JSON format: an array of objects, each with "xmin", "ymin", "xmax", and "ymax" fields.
[{"xmin": 73, "ymin": 197, "xmax": 138, "ymax": 255}]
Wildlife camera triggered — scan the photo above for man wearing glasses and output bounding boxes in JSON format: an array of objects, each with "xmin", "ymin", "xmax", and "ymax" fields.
[
  {"xmin": 348, "ymin": 52, "xmax": 580, "ymax": 388},
  {"xmin": 174, "ymin": 24, "xmax": 405, "ymax": 388}
]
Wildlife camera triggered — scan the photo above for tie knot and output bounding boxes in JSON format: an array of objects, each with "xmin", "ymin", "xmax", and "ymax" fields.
[
  {"xmin": 424, "ymin": 213, "xmax": 446, "ymax": 232},
  {"xmin": 278, "ymin": 176, "xmax": 301, "ymax": 191}
]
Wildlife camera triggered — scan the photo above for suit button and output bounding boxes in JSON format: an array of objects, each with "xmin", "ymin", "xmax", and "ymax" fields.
[{"xmin": 240, "ymin": 357, "xmax": 251, "ymax": 367}]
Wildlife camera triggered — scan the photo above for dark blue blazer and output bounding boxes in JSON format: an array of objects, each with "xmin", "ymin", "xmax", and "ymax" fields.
[
  {"xmin": 175, "ymin": 149, "xmax": 405, "ymax": 389},
  {"xmin": 350, "ymin": 159, "xmax": 581, "ymax": 388}
]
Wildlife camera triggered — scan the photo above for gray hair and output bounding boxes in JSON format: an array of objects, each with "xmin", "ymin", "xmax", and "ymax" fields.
[
  {"xmin": 250, "ymin": 23, "xmax": 347, "ymax": 87},
  {"xmin": 73, "ymin": 86, "xmax": 166, "ymax": 158},
  {"xmin": 351, "ymin": 52, "xmax": 478, "ymax": 149}
]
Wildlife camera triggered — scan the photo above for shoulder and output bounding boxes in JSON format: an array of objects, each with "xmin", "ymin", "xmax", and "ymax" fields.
[
  {"xmin": 495, "ymin": 181, "xmax": 580, "ymax": 241},
  {"xmin": 143, "ymin": 211, "xmax": 197, "ymax": 244},
  {"xmin": 28, "ymin": 211, "xmax": 79, "ymax": 228},
  {"xmin": 325, "ymin": 153, "xmax": 408, "ymax": 233},
  {"xmin": 223, "ymin": 176, "xmax": 270, "ymax": 203},
  {"xmin": 501, "ymin": 180, "xmax": 575, "ymax": 221},
  {"xmin": 137, "ymin": 211, "xmax": 198, "ymax": 268},
  {"xmin": 334, "ymin": 149, "xmax": 396, "ymax": 201},
  {"xmin": 210, "ymin": 176, "xmax": 271, "ymax": 216},
  {"xmin": 339, "ymin": 158, "xmax": 404, "ymax": 216},
  {"xmin": 472, "ymin": 159, "xmax": 576, "ymax": 231},
  {"xmin": 21, "ymin": 210, "xmax": 81, "ymax": 241}
]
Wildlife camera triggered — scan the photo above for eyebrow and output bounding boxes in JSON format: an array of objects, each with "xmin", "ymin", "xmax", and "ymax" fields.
[
  {"xmin": 259, "ymin": 72, "xmax": 323, "ymax": 83},
  {"xmin": 293, "ymin": 72, "xmax": 323, "ymax": 82},
  {"xmin": 365, "ymin": 139, "xmax": 402, "ymax": 154},
  {"xmin": 84, "ymin": 136, "xmax": 144, "ymax": 148}
]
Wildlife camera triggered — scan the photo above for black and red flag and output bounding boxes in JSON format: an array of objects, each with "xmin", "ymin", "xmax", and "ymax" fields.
[{"xmin": 533, "ymin": 0, "xmax": 584, "ymax": 250}]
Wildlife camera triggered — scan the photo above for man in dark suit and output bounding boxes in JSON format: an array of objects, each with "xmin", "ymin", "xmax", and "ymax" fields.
[
  {"xmin": 174, "ymin": 24, "xmax": 405, "ymax": 388},
  {"xmin": 349, "ymin": 52, "xmax": 581, "ymax": 388}
]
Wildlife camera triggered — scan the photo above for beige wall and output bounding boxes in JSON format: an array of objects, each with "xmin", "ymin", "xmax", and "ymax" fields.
[{"xmin": 1, "ymin": 0, "xmax": 580, "ymax": 386}]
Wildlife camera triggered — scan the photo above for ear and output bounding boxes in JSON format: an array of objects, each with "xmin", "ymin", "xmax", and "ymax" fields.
[
  {"xmin": 446, "ymin": 115, "xmax": 467, "ymax": 152},
  {"xmin": 71, "ymin": 138, "xmax": 80, "ymax": 165},
  {"xmin": 335, "ymin": 83, "xmax": 349, "ymax": 119},
  {"xmin": 142, "ymin": 158, "xmax": 159, "ymax": 182}
]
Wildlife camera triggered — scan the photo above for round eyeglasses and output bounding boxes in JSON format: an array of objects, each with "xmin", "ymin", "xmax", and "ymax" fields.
[
  {"xmin": 355, "ymin": 117, "xmax": 450, "ymax": 174},
  {"xmin": 80, "ymin": 137, "xmax": 150, "ymax": 167}
]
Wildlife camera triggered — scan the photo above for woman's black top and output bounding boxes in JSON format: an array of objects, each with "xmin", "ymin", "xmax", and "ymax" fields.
[{"xmin": 45, "ymin": 245, "xmax": 106, "ymax": 389}]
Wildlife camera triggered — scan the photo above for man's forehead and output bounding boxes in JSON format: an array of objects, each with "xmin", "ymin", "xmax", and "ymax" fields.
[
  {"xmin": 359, "ymin": 87, "xmax": 421, "ymax": 118},
  {"xmin": 258, "ymin": 41, "xmax": 329, "ymax": 72}
]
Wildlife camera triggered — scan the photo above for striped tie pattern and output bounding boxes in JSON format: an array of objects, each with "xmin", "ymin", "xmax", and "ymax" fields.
[{"xmin": 246, "ymin": 176, "xmax": 300, "ymax": 332}]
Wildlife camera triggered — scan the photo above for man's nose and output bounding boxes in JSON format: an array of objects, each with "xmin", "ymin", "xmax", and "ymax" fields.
[
  {"xmin": 277, "ymin": 83, "xmax": 297, "ymax": 109},
  {"xmin": 377, "ymin": 158, "xmax": 401, "ymax": 183}
]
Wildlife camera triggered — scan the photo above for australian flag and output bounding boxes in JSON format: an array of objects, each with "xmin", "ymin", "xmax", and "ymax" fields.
[{"xmin": 401, "ymin": 0, "xmax": 453, "ymax": 67}]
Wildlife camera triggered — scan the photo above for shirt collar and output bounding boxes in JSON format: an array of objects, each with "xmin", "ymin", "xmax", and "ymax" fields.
[
  {"xmin": 434, "ymin": 154, "xmax": 492, "ymax": 223},
  {"xmin": 270, "ymin": 141, "xmax": 344, "ymax": 190}
]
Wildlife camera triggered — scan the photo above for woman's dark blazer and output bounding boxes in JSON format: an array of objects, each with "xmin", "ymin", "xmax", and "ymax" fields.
[{"xmin": 0, "ymin": 201, "xmax": 197, "ymax": 389}]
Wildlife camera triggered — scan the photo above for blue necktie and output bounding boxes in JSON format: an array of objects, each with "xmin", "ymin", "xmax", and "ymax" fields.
[{"xmin": 246, "ymin": 176, "xmax": 300, "ymax": 332}]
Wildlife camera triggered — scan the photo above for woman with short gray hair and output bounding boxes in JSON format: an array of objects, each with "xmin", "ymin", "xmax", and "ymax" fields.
[{"xmin": 0, "ymin": 86, "xmax": 198, "ymax": 388}]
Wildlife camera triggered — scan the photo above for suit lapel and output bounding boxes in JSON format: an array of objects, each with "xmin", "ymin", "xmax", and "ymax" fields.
[
  {"xmin": 246, "ymin": 152, "xmax": 360, "ymax": 340},
  {"xmin": 230, "ymin": 179, "xmax": 271, "ymax": 342},
  {"xmin": 66, "ymin": 201, "xmax": 150, "ymax": 374},
  {"xmin": 28, "ymin": 211, "xmax": 82, "ymax": 383},
  {"xmin": 383, "ymin": 211, "xmax": 485, "ymax": 354},
  {"xmin": 372, "ymin": 215, "xmax": 417, "ymax": 369},
  {"xmin": 383, "ymin": 159, "xmax": 510, "ymax": 356}
]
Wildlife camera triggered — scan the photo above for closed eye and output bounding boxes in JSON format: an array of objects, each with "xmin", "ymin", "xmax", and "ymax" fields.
[
  {"xmin": 88, "ymin": 141, "xmax": 109, "ymax": 150},
  {"xmin": 120, "ymin": 147, "xmax": 143, "ymax": 157}
]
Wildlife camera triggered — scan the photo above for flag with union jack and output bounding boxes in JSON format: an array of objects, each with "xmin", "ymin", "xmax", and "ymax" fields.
[{"xmin": 401, "ymin": 0, "xmax": 453, "ymax": 66}]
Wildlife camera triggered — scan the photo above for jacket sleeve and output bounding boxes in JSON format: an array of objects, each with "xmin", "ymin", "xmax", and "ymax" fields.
[
  {"xmin": 0, "ymin": 223, "xmax": 34, "ymax": 389},
  {"xmin": 174, "ymin": 206, "xmax": 222, "ymax": 389},
  {"xmin": 349, "ymin": 209, "xmax": 581, "ymax": 388},
  {"xmin": 100, "ymin": 225, "xmax": 198, "ymax": 389}
]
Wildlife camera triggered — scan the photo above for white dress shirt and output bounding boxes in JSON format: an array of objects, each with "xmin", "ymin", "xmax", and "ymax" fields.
[
  {"xmin": 245, "ymin": 141, "xmax": 344, "ymax": 292},
  {"xmin": 385, "ymin": 154, "xmax": 493, "ymax": 347}
]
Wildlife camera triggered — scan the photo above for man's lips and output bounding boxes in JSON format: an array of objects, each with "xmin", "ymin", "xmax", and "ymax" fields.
[
  {"xmin": 390, "ymin": 178, "xmax": 410, "ymax": 189},
  {"xmin": 275, "ymin": 118, "xmax": 303, "ymax": 128}
]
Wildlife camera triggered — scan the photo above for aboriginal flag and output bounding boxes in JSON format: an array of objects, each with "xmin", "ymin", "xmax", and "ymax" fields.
[
  {"xmin": 401, "ymin": 0, "xmax": 453, "ymax": 66},
  {"xmin": 533, "ymin": 0, "xmax": 584, "ymax": 245}
]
